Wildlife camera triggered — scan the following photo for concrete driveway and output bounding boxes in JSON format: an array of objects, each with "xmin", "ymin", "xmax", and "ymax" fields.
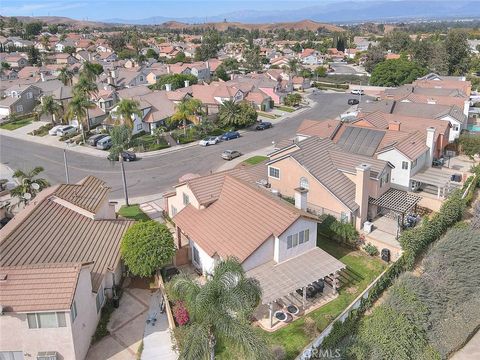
[{"xmin": 86, "ymin": 280, "xmax": 151, "ymax": 360}]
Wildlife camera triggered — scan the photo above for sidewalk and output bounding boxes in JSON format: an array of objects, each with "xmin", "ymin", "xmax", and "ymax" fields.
[{"xmin": 215, "ymin": 145, "xmax": 273, "ymax": 172}]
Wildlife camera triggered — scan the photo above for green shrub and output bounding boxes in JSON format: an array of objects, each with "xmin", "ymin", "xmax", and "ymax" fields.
[
  {"xmin": 363, "ymin": 243, "xmax": 379, "ymax": 256},
  {"xmin": 318, "ymin": 215, "xmax": 358, "ymax": 246},
  {"xmin": 92, "ymin": 301, "xmax": 115, "ymax": 343}
]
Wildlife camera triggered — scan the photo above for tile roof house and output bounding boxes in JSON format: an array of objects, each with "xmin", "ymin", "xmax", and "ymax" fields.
[
  {"xmin": 167, "ymin": 165, "xmax": 345, "ymax": 308},
  {"xmin": 0, "ymin": 84, "xmax": 41, "ymax": 119},
  {"xmin": 0, "ymin": 176, "xmax": 133, "ymax": 360},
  {"xmin": 268, "ymin": 136, "xmax": 393, "ymax": 229}
]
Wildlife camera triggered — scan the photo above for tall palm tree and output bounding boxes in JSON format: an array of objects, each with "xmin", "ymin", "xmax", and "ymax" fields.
[
  {"xmin": 287, "ymin": 58, "xmax": 299, "ymax": 76},
  {"xmin": 168, "ymin": 258, "xmax": 270, "ymax": 360},
  {"xmin": 10, "ymin": 167, "xmax": 50, "ymax": 206},
  {"xmin": 40, "ymin": 34, "xmax": 50, "ymax": 51},
  {"xmin": 169, "ymin": 98, "xmax": 204, "ymax": 135},
  {"xmin": 73, "ymin": 74, "xmax": 98, "ymax": 98},
  {"xmin": 218, "ymin": 100, "xmax": 241, "ymax": 127},
  {"xmin": 66, "ymin": 93, "xmax": 95, "ymax": 141},
  {"xmin": 81, "ymin": 61, "xmax": 99, "ymax": 82},
  {"xmin": 113, "ymin": 99, "xmax": 142, "ymax": 129},
  {"xmin": 36, "ymin": 95, "xmax": 61, "ymax": 124},
  {"xmin": 58, "ymin": 66, "xmax": 74, "ymax": 86}
]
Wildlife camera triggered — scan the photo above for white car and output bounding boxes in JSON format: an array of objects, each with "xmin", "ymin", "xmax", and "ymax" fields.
[
  {"xmin": 49, "ymin": 125, "xmax": 67, "ymax": 136},
  {"xmin": 199, "ymin": 136, "xmax": 220, "ymax": 146},
  {"xmin": 351, "ymin": 89, "xmax": 365, "ymax": 95},
  {"xmin": 56, "ymin": 125, "xmax": 77, "ymax": 136}
]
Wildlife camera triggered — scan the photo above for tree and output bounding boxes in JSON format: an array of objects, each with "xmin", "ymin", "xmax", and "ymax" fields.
[
  {"xmin": 284, "ymin": 93, "xmax": 302, "ymax": 106},
  {"xmin": 169, "ymin": 98, "xmax": 204, "ymax": 134},
  {"xmin": 243, "ymin": 46, "xmax": 262, "ymax": 72},
  {"xmin": 24, "ymin": 22, "xmax": 43, "ymax": 38},
  {"xmin": 215, "ymin": 65, "xmax": 229, "ymax": 81},
  {"xmin": 113, "ymin": 99, "xmax": 142, "ymax": 129},
  {"xmin": 58, "ymin": 66, "xmax": 74, "ymax": 86},
  {"xmin": 62, "ymin": 46, "xmax": 76, "ymax": 55},
  {"xmin": 219, "ymin": 100, "xmax": 257, "ymax": 128},
  {"xmin": 287, "ymin": 58, "xmax": 299, "ymax": 76},
  {"xmin": 65, "ymin": 94, "xmax": 95, "ymax": 140},
  {"xmin": 194, "ymin": 29, "xmax": 221, "ymax": 61},
  {"xmin": 370, "ymin": 59, "xmax": 428, "ymax": 87},
  {"xmin": 40, "ymin": 35, "xmax": 50, "ymax": 51},
  {"xmin": 108, "ymin": 34, "xmax": 127, "ymax": 52},
  {"xmin": 459, "ymin": 134, "xmax": 480, "ymax": 162},
  {"xmin": 10, "ymin": 167, "xmax": 49, "ymax": 206},
  {"xmin": 445, "ymin": 30, "xmax": 470, "ymax": 75},
  {"xmin": 150, "ymin": 73, "xmax": 198, "ymax": 91},
  {"xmin": 47, "ymin": 24, "xmax": 58, "ymax": 34},
  {"xmin": 314, "ymin": 66, "xmax": 327, "ymax": 78},
  {"xmin": 26, "ymin": 46, "xmax": 40, "ymax": 65},
  {"xmin": 388, "ymin": 31, "xmax": 412, "ymax": 53},
  {"xmin": 36, "ymin": 95, "xmax": 61, "ymax": 124},
  {"xmin": 73, "ymin": 74, "xmax": 98, "ymax": 98},
  {"xmin": 121, "ymin": 221, "xmax": 175, "ymax": 277},
  {"xmin": 291, "ymin": 42, "xmax": 302, "ymax": 53},
  {"xmin": 222, "ymin": 58, "xmax": 239, "ymax": 71},
  {"xmin": 80, "ymin": 61, "xmax": 103, "ymax": 82},
  {"xmin": 168, "ymin": 258, "xmax": 270, "ymax": 360},
  {"xmin": 364, "ymin": 46, "xmax": 385, "ymax": 73},
  {"xmin": 109, "ymin": 125, "xmax": 131, "ymax": 160},
  {"xmin": 145, "ymin": 48, "xmax": 159, "ymax": 60}
]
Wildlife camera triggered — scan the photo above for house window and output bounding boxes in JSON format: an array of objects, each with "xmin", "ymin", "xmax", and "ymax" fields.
[
  {"xmin": 379, "ymin": 172, "xmax": 389, "ymax": 188},
  {"xmin": 171, "ymin": 205, "xmax": 177, "ymax": 216},
  {"xmin": 16, "ymin": 104, "xmax": 24, "ymax": 113},
  {"xmin": 136, "ymin": 124, "xmax": 142, "ymax": 131},
  {"xmin": 95, "ymin": 287, "xmax": 105, "ymax": 313},
  {"xmin": 299, "ymin": 177, "xmax": 309, "ymax": 190},
  {"xmin": 269, "ymin": 167, "xmax": 280, "ymax": 179},
  {"xmin": 0, "ymin": 351, "xmax": 24, "ymax": 360},
  {"xmin": 192, "ymin": 246, "xmax": 200, "ymax": 265},
  {"xmin": 453, "ymin": 124, "xmax": 459, "ymax": 131},
  {"xmin": 139, "ymin": 76, "xmax": 144, "ymax": 82},
  {"xmin": 183, "ymin": 192, "xmax": 190, "ymax": 205},
  {"xmin": 402, "ymin": 161, "xmax": 409, "ymax": 170},
  {"xmin": 37, "ymin": 352, "xmax": 58, "ymax": 360},
  {"xmin": 287, "ymin": 229, "xmax": 309, "ymax": 249},
  {"xmin": 71, "ymin": 301, "xmax": 77, "ymax": 323},
  {"xmin": 26, "ymin": 92, "xmax": 33, "ymax": 99},
  {"xmin": 340, "ymin": 212, "xmax": 348, "ymax": 223},
  {"xmin": 27, "ymin": 312, "xmax": 66, "ymax": 329},
  {"xmin": 412, "ymin": 159, "xmax": 418, "ymax": 169}
]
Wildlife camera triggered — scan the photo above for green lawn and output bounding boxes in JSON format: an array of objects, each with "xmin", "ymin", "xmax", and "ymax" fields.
[
  {"xmin": 0, "ymin": 117, "xmax": 34, "ymax": 130},
  {"xmin": 257, "ymin": 111, "xmax": 277, "ymax": 119},
  {"xmin": 118, "ymin": 205, "xmax": 150, "ymax": 221},
  {"xmin": 243, "ymin": 156, "xmax": 269, "ymax": 165},
  {"xmin": 263, "ymin": 237, "xmax": 386, "ymax": 359},
  {"xmin": 275, "ymin": 106, "xmax": 296, "ymax": 113},
  {"xmin": 131, "ymin": 134, "xmax": 170, "ymax": 152}
]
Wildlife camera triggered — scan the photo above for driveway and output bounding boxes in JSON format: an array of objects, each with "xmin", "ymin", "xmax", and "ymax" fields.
[{"xmin": 0, "ymin": 93, "xmax": 352, "ymax": 200}]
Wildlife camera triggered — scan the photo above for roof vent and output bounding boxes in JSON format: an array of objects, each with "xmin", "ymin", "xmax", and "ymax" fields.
[{"xmin": 0, "ymin": 274, "xmax": 7, "ymax": 281}]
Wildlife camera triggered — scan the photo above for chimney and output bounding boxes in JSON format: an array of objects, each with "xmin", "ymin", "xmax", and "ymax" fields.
[
  {"xmin": 426, "ymin": 127, "xmax": 436, "ymax": 167},
  {"xmin": 355, "ymin": 164, "xmax": 371, "ymax": 230},
  {"xmin": 40, "ymin": 72, "xmax": 45, "ymax": 82},
  {"xmin": 165, "ymin": 83, "xmax": 172, "ymax": 92},
  {"xmin": 184, "ymin": 80, "xmax": 190, "ymax": 88},
  {"xmin": 388, "ymin": 120, "xmax": 401, "ymax": 131},
  {"xmin": 294, "ymin": 187, "xmax": 308, "ymax": 211}
]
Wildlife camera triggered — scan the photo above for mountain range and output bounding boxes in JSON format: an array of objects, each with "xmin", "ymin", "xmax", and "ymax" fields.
[{"xmin": 104, "ymin": 1, "xmax": 480, "ymax": 25}]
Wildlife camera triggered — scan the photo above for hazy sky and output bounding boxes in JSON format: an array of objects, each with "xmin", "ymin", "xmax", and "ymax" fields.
[{"xmin": 0, "ymin": 0, "xmax": 376, "ymax": 20}]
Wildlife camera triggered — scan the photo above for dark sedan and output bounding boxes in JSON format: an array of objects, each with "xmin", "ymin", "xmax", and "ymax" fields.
[
  {"xmin": 220, "ymin": 131, "xmax": 240, "ymax": 141},
  {"xmin": 108, "ymin": 151, "xmax": 137, "ymax": 162},
  {"xmin": 256, "ymin": 121, "xmax": 273, "ymax": 130},
  {"xmin": 348, "ymin": 98, "xmax": 359, "ymax": 105},
  {"xmin": 87, "ymin": 134, "xmax": 108, "ymax": 146}
]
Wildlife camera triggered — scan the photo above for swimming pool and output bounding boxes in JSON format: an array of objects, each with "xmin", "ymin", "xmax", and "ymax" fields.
[{"xmin": 467, "ymin": 124, "xmax": 480, "ymax": 132}]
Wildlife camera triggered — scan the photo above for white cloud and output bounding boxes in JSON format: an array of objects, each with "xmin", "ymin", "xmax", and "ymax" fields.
[{"xmin": 1, "ymin": 2, "xmax": 86, "ymax": 16}]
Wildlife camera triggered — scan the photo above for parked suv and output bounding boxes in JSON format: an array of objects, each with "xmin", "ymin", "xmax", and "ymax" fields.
[
  {"xmin": 56, "ymin": 125, "xmax": 77, "ymax": 136},
  {"xmin": 87, "ymin": 134, "xmax": 108, "ymax": 146},
  {"xmin": 96, "ymin": 136, "xmax": 112, "ymax": 150}
]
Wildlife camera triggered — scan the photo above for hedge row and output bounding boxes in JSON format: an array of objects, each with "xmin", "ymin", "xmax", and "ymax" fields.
[{"xmin": 317, "ymin": 166, "xmax": 479, "ymax": 353}]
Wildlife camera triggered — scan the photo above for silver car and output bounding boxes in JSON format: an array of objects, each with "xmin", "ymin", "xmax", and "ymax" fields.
[{"xmin": 221, "ymin": 150, "xmax": 242, "ymax": 160}]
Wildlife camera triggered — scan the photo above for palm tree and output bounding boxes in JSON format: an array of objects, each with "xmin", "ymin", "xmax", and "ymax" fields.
[
  {"xmin": 36, "ymin": 95, "xmax": 61, "ymax": 124},
  {"xmin": 168, "ymin": 98, "xmax": 204, "ymax": 135},
  {"xmin": 113, "ymin": 99, "xmax": 142, "ymax": 129},
  {"xmin": 40, "ymin": 34, "xmax": 50, "ymax": 51},
  {"xmin": 81, "ymin": 61, "xmax": 99, "ymax": 82},
  {"xmin": 73, "ymin": 74, "xmax": 98, "ymax": 98},
  {"xmin": 218, "ymin": 100, "xmax": 241, "ymax": 127},
  {"xmin": 10, "ymin": 167, "xmax": 50, "ymax": 206},
  {"xmin": 168, "ymin": 258, "xmax": 270, "ymax": 360},
  {"xmin": 58, "ymin": 66, "xmax": 73, "ymax": 86},
  {"xmin": 65, "ymin": 93, "xmax": 95, "ymax": 141},
  {"xmin": 287, "ymin": 58, "xmax": 299, "ymax": 76}
]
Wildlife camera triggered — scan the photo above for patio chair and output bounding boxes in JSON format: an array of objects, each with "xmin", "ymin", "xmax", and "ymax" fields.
[{"xmin": 311, "ymin": 280, "xmax": 325, "ymax": 293}]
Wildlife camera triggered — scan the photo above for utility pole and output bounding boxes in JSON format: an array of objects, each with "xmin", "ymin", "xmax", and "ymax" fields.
[
  {"xmin": 119, "ymin": 154, "xmax": 129, "ymax": 206},
  {"xmin": 63, "ymin": 149, "xmax": 70, "ymax": 184}
]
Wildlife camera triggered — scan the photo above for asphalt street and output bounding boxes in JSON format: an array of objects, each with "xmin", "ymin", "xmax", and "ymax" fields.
[
  {"xmin": 330, "ymin": 62, "xmax": 365, "ymax": 75},
  {"xmin": 0, "ymin": 93, "xmax": 353, "ymax": 199}
]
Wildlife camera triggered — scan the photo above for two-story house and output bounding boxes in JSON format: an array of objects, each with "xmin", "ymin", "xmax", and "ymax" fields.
[
  {"xmin": 0, "ymin": 176, "xmax": 133, "ymax": 360},
  {"xmin": 0, "ymin": 84, "xmax": 41, "ymax": 118}
]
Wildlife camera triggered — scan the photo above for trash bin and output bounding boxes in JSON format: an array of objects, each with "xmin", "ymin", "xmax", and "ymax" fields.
[
  {"xmin": 112, "ymin": 296, "xmax": 120, "ymax": 308},
  {"xmin": 381, "ymin": 248, "xmax": 390, "ymax": 263},
  {"xmin": 363, "ymin": 221, "xmax": 373, "ymax": 234}
]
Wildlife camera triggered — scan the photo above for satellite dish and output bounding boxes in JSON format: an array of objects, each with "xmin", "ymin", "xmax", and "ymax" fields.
[
  {"xmin": 23, "ymin": 193, "xmax": 32, "ymax": 200},
  {"xmin": 31, "ymin": 183, "xmax": 40, "ymax": 190}
]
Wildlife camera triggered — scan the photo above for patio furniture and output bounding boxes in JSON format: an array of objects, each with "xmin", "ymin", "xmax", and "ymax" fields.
[
  {"xmin": 311, "ymin": 280, "xmax": 325, "ymax": 293},
  {"xmin": 286, "ymin": 304, "xmax": 299, "ymax": 315},
  {"xmin": 274, "ymin": 311, "xmax": 288, "ymax": 322}
]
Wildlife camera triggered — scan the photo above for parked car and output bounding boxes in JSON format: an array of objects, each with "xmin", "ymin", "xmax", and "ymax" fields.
[
  {"xmin": 96, "ymin": 136, "xmax": 112, "ymax": 150},
  {"xmin": 198, "ymin": 136, "xmax": 220, "ymax": 146},
  {"xmin": 220, "ymin": 131, "xmax": 240, "ymax": 141},
  {"xmin": 56, "ymin": 125, "xmax": 77, "ymax": 136},
  {"xmin": 351, "ymin": 89, "xmax": 365, "ymax": 95},
  {"xmin": 348, "ymin": 98, "xmax": 359, "ymax": 105},
  {"xmin": 49, "ymin": 125, "xmax": 67, "ymax": 136},
  {"xmin": 108, "ymin": 151, "xmax": 137, "ymax": 162},
  {"xmin": 221, "ymin": 150, "xmax": 242, "ymax": 160},
  {"xmin": 87, "ymin": 134, "xmax": 108, "ymax": 146},
  {"xmin": 256, "ymin": 121, "xmax": 273, "ymax": 130}
]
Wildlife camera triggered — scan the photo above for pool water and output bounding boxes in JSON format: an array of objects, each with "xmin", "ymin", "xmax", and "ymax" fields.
[{"xmin": 467, "ymin": 124, "xmax": 480, "ymax": 132}]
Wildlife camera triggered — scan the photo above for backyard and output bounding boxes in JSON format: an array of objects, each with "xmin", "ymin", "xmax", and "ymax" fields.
[
  {"xmin": 0, "ymin": 117, "xmax": 35, "ymax": 130},
  {"xmin": 216, "ymin": 236, "xmax": 386, "ymax": 359}
]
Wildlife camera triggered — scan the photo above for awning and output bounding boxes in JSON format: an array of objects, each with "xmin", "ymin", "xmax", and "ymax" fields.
[
  {"xmin": 411, "ymin": 167, "xmax": 456, "ymax": 188},
  {"xmin": 246, "ymin": 247, "xmax": 346, "ymax": 304},
  {"xmin": 370, "ymin": 188, "xmax": 421, "ymax": 214}
]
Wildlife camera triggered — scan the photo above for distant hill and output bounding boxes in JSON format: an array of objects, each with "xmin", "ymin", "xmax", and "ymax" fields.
[
  {"xmin": 3, "ymin": 16, "xmax": 115, "ymax": 28},
  {"xmin": 160, "ymin": 20, "xmax": 345, "ymax": 32}
]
